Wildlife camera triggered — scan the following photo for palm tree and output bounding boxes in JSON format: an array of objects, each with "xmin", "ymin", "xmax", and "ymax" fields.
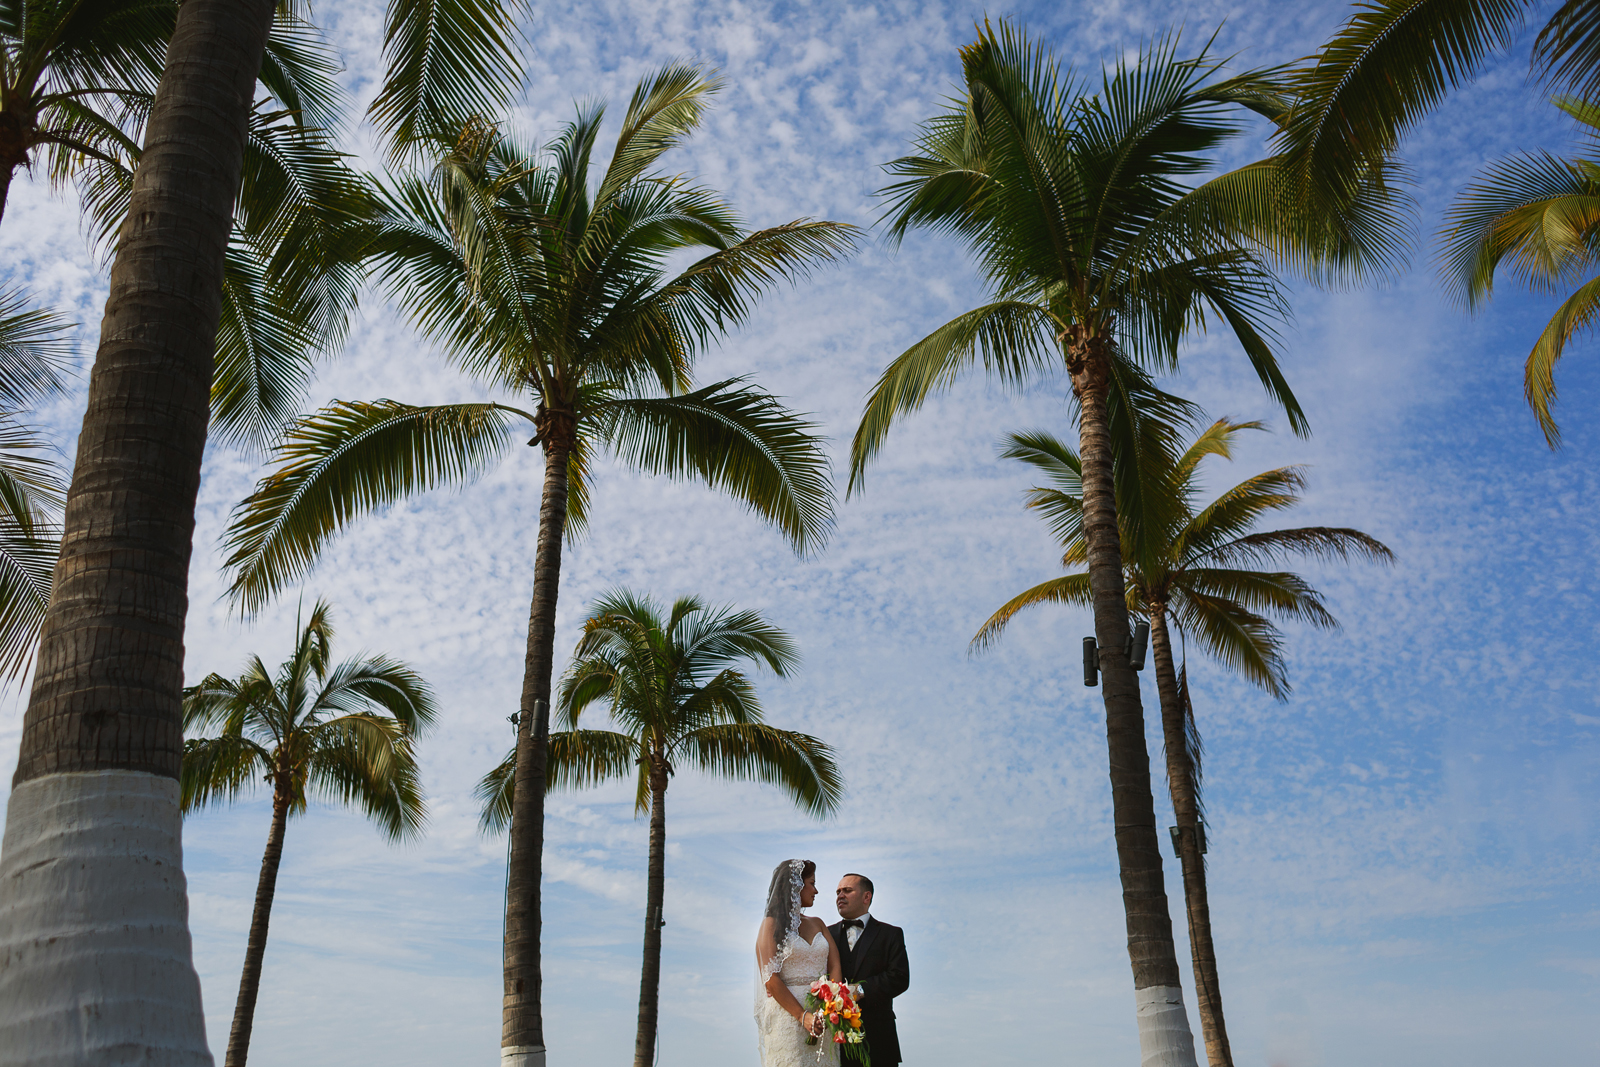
[
  {"xmin": 1439, "ymin": 94, "xmax": 1600, "ymax": 446},
  {"xmin": 0, "ymin": 0, "xmax": 526, "ymax": 1060},
  {"xmin": 476, "ymin": 589, "xmax": 842, "ymax": 1067},
  {"xmin": 181, "ymin": 600, "xmax": 436, "ymax": 1067},
  {"xmin": 219, "ymin": 66, "xmax": 852, "ymax": 1066},
  {"xmin": 853, "ymin": 25, "xmax": 1314, "ymax": 1064},
  {"xmin": 973, "ymin": 419, "xmax": 1393, "ymax": 1067}
]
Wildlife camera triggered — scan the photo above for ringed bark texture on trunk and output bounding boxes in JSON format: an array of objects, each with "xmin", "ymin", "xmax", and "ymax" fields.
[
  {"xmin": 634, "ymin": 755, "xmax": 668, "ymax": 1067},
  {"xmin": 1065, "ymin": 327, "xmax": 1196, "ymax": 1067},
  {"xmin": 1149, "ymin": 608, "xmax": 1231, "ymax": 1067},
  {"xmin": 0, "ymin": 1, "xmax": 277, "ymax": 1063},
  {"xmin": 504, "ymin": 413, "xmax": 575, "ymax": 1067},
  {"xmin": 224, "ymin": 786, "xmax": 292, "ymax": 1067}
]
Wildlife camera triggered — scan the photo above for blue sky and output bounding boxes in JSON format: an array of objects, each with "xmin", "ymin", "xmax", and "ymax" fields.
[{"xmin": 2, "ymin": 2, "xmax": 1598, "ymax": 1065}]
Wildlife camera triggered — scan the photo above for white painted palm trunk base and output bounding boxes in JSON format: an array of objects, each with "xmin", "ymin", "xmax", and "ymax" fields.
[
  {"xmin": 0, "ymin": 770, "xmax": 212, "ymax": 1067},
  {"xmin": 1134, "ymin": 985, "xmax": 1198, "ymax": 1067},
  {"xmin": 502, "ymin": 1045, "xmax": 545, "ymax": 1067}
]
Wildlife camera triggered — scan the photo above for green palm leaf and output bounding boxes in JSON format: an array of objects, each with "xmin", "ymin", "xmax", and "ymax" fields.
[
  {"xmin": 969, "ymin": 574, "xmax": 1094, "ymax": 651},
  {"xmin": 596, "ymin": 381, "xmax": 834, "ymax": 555},
  {"xmin": 223, "ymin": 400, "xmax": 529, "ymax": 613},
  {"xmin": 849, "ymin": 301, "xmax": 1058, "ymax": 493},
  {"xmin": 1278, "ymin": 0, "xmax": 1527, "ymax": 218},
  {"xmin": 674, "ymin": 723, "xmax": 842, "ymax": 817},
  {"xmin": 367, "ymin": 0, "xmax": 529, "ymax": 159}
]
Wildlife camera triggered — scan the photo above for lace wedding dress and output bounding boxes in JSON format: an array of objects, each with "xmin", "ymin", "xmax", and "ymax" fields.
[{"xmin": 756, "ymin": 930, "xmax": 838, "ymax": 1067}]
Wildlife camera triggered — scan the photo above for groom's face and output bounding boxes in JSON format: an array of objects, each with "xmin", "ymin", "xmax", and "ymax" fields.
[{"xmin": 836, "ymin": 876, "xmax": 871, "ymax": 919}]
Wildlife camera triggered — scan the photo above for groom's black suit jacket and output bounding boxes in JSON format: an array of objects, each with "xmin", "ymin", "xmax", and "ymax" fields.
[{"xmin": 829, "ymin": 917, "xmax": 909, "ymax": 1064}]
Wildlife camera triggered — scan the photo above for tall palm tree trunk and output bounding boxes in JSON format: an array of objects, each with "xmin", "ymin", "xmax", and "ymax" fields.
[
  {"xmin": 1067, "ymin": 330, "xmax": 1197, "ymax": 1067},
  {"xmin": 634, "ymin": 757, "xmax": 668, "ymax": 1067},
  {"xmin": 504, "ymin": 416, "xmax": 575, "ymax": 1067},
  {"xmin": 226, "ymin": 787, "xmax": 292, "ymax": 1067},
  {"xmin": 1149, "ymin": 607, "xmax": 1231, "ymax": 1067},
  {"xmin": 0, "ymin": 2, "xmax": 277, "ymax": 1062}
]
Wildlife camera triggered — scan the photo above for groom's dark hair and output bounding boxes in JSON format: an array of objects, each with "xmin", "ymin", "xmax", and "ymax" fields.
[{"xmin": 843, "ymin": 873, "xmax": 874, "ymax": 897}]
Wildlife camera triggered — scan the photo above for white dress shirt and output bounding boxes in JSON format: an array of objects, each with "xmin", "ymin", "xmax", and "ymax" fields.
[{"xmin": 842, "ymin": 911, "xmax": 871, "ymax": 951}]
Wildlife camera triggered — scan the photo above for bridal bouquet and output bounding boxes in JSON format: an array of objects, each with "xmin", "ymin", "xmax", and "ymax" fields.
[{"xmin": 803, "ymin": 977, "xmax": 869, "ymax": 1065}]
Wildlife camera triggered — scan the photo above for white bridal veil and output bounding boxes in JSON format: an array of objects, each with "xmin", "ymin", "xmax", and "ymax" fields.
[{"xmin": 754, "ymin": 858, "xmax": 807, "ymax": 1013}]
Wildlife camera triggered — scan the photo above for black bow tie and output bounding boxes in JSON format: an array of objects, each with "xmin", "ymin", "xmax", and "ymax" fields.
[{"xmin": 841, "ymin": 919, "xmax": 863, "ymax": 930}]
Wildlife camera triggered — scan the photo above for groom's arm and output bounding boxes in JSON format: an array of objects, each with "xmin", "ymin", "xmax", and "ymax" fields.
[{"xmin": 858, "ymin": 928, "xmax": 909, "ymax": 1009}]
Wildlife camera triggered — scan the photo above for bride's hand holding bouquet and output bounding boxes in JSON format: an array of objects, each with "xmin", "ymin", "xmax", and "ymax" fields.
[{"xmin": 804, "ymin": 977, "xmax": 869, "ymax": 1065}]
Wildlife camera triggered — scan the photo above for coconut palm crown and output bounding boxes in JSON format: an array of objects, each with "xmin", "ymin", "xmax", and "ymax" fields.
[{"xmin": 476, "ymin": 589, "xmax": 842, "ymax": 1067}]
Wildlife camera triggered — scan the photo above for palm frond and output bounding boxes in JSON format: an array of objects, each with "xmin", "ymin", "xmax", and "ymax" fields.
[
  {"xmin": 970, "ymin": 574, "xmax": 1094, "ymax": 652},
  {"xmin": 222, "ymin": 400, "xmax": 526, "ymax": 614},
  {"xmin": 1173, "ymin": 586, "xmax": 1291, "ymax": 697},
  {"xmin": 179, "ymin": 735, "xmax": 272, "ymax": 813},
  {"xmin": 1176, "ymin": 661, "xmax": 1205, "ymax": 820},
  {"xmin": 1524, "ymin": 271, "xmax": 1600, "ymax": 445},
  {"xmin": 1439, "ymin": 149, "xmax": 1600, "ymax": 306},
  {"xmin": 1277, "ymin": 0, "xmax": 1527, "ymax": 222},
  {"xmin": 304, "ymin": 713, "xmax": 427, "ymax": 839},
  {"xmin": 474, "ymin": 747, "xmax": 517, "ymax": 834},
  {"xmin": 546, "ymin": 729, "xmax": 640, "ymax": 797},
  {"xmin": 675, "ymin": 723, "xmax": 843, "ymax": 817},
  {"xmin": 1534, "ymin": 0, "xmax": 1600, "ymax": 97},
  {"xmin": 596, "ymin": 380, "xmax": 834, "ymax": 556},
  {"xmin": 596, "ymin": 61, "xmax": 721, "ymax": 204},
  {"xmin": 368, "ymin": 0, "xmax": 528, "ymax": 159},
  {"xmin": 1198, "ymin": 526, "xmax": 1394, "ymax": 569},
  {"xmin": 0, "ymin": 288, "xmax": 71, "ymax": 409},
  {"xmin": 312, "ymin": 655, "xmax": 439, "ymax": 734},
  {"xmin": 849, "ymin": 301, "xmax": 1058, "ymax": 494}
]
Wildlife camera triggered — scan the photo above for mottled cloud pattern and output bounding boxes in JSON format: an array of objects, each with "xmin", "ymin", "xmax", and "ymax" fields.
[{"xmin": 1, "ymin": 2, "xmax": 1596, "ymax": 1065}]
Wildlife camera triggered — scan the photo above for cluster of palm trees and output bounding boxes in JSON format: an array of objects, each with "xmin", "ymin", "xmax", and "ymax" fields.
[{"xmin": 1, "ymin": 2, "xmax": 1598, "ymax": 1066}]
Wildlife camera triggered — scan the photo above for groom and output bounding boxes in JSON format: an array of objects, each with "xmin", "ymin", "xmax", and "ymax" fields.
[{"xmin": 830, "ymin": 874, "xmax": 909, "ymax": 1064}]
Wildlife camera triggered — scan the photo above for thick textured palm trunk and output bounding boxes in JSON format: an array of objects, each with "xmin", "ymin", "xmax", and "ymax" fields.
[
  {"xmin": 0, "ymin": 2, "xmax": 276, "ymax": 1063},
  {"xmin": 503, "ymin": 418, "xmax": 575, "ymax": 1067},
  {"xmin": 1067, "ymin": 330, "xmax": 1196, "ymax": 1067},
  {"xmin": 0, "ymin": 110, "xmax": 26, "ymax": 228},
  {"xmin": 634, "ymin": 762, "xmax": 668, "ymax": 1067},
  {"xmin": 226, "ymin": 789, "xmax": 291, "ymax": 1067},
  {"xmin": 1149, "ymin": 609, "xmax": 1231, "ymax": 1067}
]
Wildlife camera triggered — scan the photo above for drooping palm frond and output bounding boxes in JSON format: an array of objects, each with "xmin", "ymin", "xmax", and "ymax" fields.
[
  {"xmin": 1277, "ymin": 0, "xmax": 1527, "ymax": 236},
  {"xmin": 1176, "ymin": 662, "xmax": 1205, "ymax": 819},
  {"xmin": 368, "ymin": 0, "xmax": 529, "ymax": 159},
  {"xmin": 969, "ymin": 574, "xmax": 1095, "ymax": 652},
  {"xmin": 0, "ymin": 288, "xmax": 70, "ymax": 408},
  {"xmin": 1439, "ymin": 96, "xmax": 1600, "ymax": 445},
  {"xmin": 1534, "ymin": 0, "xmax": 1600, "ymax": 97},
  {"xmin": 596, "ymin": 381, "xmax": 835, "ymax": 555},
  {"xmin": 674, "ymin": 724, "xmax": 843, "ymax": 817},
  {"xmin": 180, "ymin": 734, "xmax": 273, "ymax": 813},
  {"xmin": 849, "ymin": 301, "xmax": 1058, "ymax": 493},
  {"xmin": 305, "ymin": 713, "xmax": 427, "ymax": 839},
  {"xmin": 223, "ymin": 400, "xmax": 529, "ymax": 613}
]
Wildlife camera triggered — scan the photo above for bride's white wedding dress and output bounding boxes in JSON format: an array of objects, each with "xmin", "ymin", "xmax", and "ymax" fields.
[{"xmin": 757, "ymin": 930, "xmax": 839, "ymax": 1067}]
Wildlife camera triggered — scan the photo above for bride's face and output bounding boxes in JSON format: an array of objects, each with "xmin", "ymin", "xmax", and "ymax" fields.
[{"xmin": 799, "ymin": 875, "xmax": 818, "ymax": 908}]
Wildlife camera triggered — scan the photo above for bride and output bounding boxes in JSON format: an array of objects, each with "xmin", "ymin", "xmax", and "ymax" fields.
[{"xmin": 756, "ymin": 859, "xmax": 842, "ymax": 1066}]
